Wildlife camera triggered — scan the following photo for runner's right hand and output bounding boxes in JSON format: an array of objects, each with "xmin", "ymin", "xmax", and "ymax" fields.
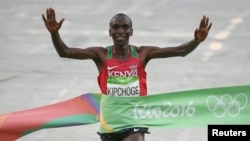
[{"xmin": 42, "ymin": 7, "xmax": 65, "ymax": 33}]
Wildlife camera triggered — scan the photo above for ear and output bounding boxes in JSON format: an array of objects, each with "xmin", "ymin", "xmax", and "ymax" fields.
[
  {"xmin": 109, "ymin": 29, "xmax": 112, "ymax": 37},
  {"xmin": 130, "ymin": 28, "xmax": 133, "ymax": 36}
]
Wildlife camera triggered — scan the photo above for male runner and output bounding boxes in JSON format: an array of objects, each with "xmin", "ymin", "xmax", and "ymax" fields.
[{"xmin": 42, "ymin": 7, "xmax": 212, "ymax": 141}]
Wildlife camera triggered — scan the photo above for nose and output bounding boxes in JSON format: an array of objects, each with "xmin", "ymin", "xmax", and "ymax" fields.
[{"xmin": 116, "ymin": 27, "xmax": 125, "ymax": 33}]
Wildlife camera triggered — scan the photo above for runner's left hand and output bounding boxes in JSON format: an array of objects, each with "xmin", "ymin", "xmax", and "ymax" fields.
[{"xmin": 194, "ymin": 15, "xmax": 212, "ymax": 42}]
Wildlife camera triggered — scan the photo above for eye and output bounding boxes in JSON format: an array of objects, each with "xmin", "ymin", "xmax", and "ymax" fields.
[
  {"xmin": 123, "ymin": 25, "xmax": 129, "ymax": 30},
  {"xmin": 112, "ymin": 25, "xmax": 119, "ymax": 30}
]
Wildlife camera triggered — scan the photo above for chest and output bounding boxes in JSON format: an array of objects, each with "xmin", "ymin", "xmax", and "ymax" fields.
[{"xmin": 105, "ymin": 57, "xmax": 139, "ymax": 73}]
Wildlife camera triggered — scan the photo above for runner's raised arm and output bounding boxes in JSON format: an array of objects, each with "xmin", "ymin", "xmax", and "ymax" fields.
[
  {"xmin": 138, "ymin": 15, "xmax": 212, "ymax": 67},
  {"xmin": 42, "ymin": 7, "xmax": 105, "ymax": 62}
]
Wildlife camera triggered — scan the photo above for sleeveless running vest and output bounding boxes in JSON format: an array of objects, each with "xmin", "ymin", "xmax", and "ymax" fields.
[{"xmin": 97, "ymin": 45, "xmax": 147, "ymax": 97}]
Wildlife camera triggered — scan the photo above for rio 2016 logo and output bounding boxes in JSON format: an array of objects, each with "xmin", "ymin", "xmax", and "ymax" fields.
[{"xmin": 206, "ymin": 93, "xmax": 248, "ymax": 118}]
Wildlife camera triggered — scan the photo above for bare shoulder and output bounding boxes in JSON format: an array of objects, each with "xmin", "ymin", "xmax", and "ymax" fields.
[
  {"xmin": 136, "ymin": 45, "xmax": 160, "ymax": 53},
  {"xmin": 87, "ymin": 46, "xmax": 107, "ymax": 52},
  {"xmin": 85, "ymin": 46, "xmax": 107, "ymax": 56},
  {"xmin": 134, "ymin": 45, "xmax": 161, "ymax": 64}
]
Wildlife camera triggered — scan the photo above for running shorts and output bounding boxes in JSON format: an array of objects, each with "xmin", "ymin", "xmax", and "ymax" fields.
[{"xmin": 97, "ymin": 127, "xmax": 150, "ymax": 141}]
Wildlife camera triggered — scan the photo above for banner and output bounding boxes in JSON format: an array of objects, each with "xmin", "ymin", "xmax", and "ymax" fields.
[
  {"xmin": 0, "ymin": 85, "xmax": 249, "ymax": 140},
  {"xmin": 0, "ymin": 93, "xmax": 101, "ymax": 141},
  {"xmin": 100, "ymin": 85, "xmax": 250, "ymax": 133}
]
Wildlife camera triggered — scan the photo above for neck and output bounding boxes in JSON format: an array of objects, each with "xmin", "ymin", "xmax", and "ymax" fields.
[{"xmin": 113, "ymin": 45, "xmax": 130, "ymax": 59}]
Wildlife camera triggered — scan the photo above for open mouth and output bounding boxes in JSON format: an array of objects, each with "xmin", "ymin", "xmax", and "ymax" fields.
[
  {"xmin": 115, "ymin": 34, "xmax": 127, "ymax": 40},
  {"xmin": 117, "ymin": 36, "xmax": 125, "ymax": 40}
]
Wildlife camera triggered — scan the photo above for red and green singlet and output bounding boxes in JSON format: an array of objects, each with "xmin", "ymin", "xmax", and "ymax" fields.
[{"xmin": 98, "ymin": 45, "xmax": 147, "ymax": 97}]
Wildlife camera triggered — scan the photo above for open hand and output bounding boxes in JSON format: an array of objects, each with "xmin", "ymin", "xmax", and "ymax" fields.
[
  {"xmin": 194, "ymin": 15, "xmax": 212, "ymax": 42},
  {"xmin": 42, "ymin": 7, "xmax": 64, "ymax": 33}
]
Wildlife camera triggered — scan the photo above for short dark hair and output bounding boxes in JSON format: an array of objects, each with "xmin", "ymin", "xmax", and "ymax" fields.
[{"xmin": 109, "ymin": 13, "xmax": 133, "ymax": 27}]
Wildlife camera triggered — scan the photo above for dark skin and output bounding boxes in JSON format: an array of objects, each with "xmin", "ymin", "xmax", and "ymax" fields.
[{"xmin": 42, "ymin": 7, "xmax": 212, "ymax": 141}]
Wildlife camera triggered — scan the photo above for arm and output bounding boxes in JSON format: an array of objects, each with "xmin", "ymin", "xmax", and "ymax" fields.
[
  {"xmin": 141, "ymin": 15, "xmax": 212, "ymax": 61},
  {"xmin": 42, "ymin": 7, "xmax": 104, "ymax": 61}
]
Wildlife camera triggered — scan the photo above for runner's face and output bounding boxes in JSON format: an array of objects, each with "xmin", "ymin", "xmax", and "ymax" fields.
[{"xmin": 109, "ymin": 16, "xmax": 133, "ymax": 46}]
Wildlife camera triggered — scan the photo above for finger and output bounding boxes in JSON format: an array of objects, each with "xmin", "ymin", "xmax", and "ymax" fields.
[
  {"xmin": 51, "ymin": 8, "xmax": 55, "ymax": 20},
  {"xmin": 199, "ymin": 15, "xmax": 205, "ymax": 29},
  {"xmin": 195, "ymin": 28, "xmax": 199, "ymax": 35},
  {"xmin": 47, "ymin": 8, "xmax": 52, "ymax": 19},
  {"xmin": 207, "ymin": 23, "xmax": 212, "ymax": 31},
  {"xmin": 205, "ymin": 17, "xmax": 209, "ymax": 27},
  {"xmin": 42, "ymin": 14, "xmax": 46, "ymax": 23},
  {"xmin": 46, "ymin": 8, "xmax": 49, "ymax": 19},
  {"xmin": 48, "ymin": 7, "xmax": 53, "ymax": 19},
  {"xmin": 199, "ymin": 17, "xmax": 203, "ymax": 29},
  {"xmin": 194, "ymin": 28, "xmax": 199, "ymax": 39},
  {"xmin": 203, "ymin": 15, "xmax": 209, "ymax": 28},
  {"xmin": 59, "ymin": 18, "xmax": 65, "ymax": 26},
  {"xmin": 50, "ymin": 7, "xmax": 53, "ymax": 19}
]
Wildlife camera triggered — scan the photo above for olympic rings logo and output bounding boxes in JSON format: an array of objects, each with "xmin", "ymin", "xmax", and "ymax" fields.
[{"xmin": 206, "ymin": 93, "xmax": 248, "ymax": 118}]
